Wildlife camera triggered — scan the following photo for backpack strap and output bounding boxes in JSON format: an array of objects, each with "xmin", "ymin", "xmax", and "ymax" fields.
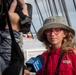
[{"xmin": 55, "ymin": 51, "xmax": 65, "ymax": 75}]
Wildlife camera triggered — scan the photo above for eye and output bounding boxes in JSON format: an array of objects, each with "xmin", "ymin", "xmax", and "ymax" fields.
[
  {"xmin": 45, "ymin": 29, "xmax": 51, "ymax": 33},
  {"xmin": 54, "ymin": 28, "xmax": 62, "ymax": 32}
]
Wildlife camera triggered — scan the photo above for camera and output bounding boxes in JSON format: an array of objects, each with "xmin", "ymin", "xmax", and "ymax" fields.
[{"xmin": 0, "ymin": 0, "xmax": 32, "ymax": 33}]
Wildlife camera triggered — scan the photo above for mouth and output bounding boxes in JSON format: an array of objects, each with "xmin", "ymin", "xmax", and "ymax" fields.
[
  {"xmin": 51, "ymin": 38, "xmax": 57, "ymax": 41},
  {"xmin": 51, "ymin": 38, "xmax": 56, "ymax": 40}
]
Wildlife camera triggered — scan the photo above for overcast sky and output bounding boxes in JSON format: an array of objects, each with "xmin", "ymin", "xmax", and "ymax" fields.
[{"xmin": 24, "ymin": 0, "xmax": 76, "ymax": 33}]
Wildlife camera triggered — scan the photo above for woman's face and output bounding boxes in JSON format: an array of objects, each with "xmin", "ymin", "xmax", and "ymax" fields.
[{"xmin": 45, "ymin": 28, "xmax": 66, "ymax": 48}]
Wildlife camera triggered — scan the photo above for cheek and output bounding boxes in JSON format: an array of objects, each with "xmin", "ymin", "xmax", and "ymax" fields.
[
  {"xmin": 58, "ymin": 33, "xmax": 66, "ymax": 40},
  {"xmin": 58, "ymin": 35, "xmax": 63, "ymax": 41}
]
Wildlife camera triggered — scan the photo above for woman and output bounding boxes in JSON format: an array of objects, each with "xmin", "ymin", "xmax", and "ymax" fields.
[
  {"xmin": 36, "ymin": 16, "xmax": 76, "ymax": 75},
  {"xmin": 0, "ymin": 0, "xmax": 30, "ymax": 75}
]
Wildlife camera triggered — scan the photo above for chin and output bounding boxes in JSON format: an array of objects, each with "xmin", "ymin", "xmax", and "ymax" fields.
[{"xmin": 50, "ymin": 42, "xmax": 58, "ymax": 45}]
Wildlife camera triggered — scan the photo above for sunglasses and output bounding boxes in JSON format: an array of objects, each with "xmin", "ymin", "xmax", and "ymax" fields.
[{"xmin": 45, "ymin": 28, "xmax": 62, "ymax": 35}]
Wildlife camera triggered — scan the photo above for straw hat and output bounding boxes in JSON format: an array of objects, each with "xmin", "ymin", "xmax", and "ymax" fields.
[{"xmin": 37, "ymin": 16, "xmax": 75, "ymax": 42}]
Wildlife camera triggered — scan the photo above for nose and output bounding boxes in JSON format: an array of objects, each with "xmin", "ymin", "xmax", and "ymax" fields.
[
  {"xmin": 50, "ymin": 29, "xmax": 55, "ymax": 35},
  {"xmin": 51, "ymin": 31, "xmax": 55, "ymax": 35}
]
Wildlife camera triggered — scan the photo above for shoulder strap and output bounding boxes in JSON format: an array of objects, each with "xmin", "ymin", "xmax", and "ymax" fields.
[
  {"xmin": 43, "ymin": 52, "xmax": 50, "ymax": 75},
  {"xmin": 55, "ymin": 51, "xmax": 65, "ymax": 75},
  {"xmin": 43, "ymin": 51, "xmax": 65, "ymax": 75}
]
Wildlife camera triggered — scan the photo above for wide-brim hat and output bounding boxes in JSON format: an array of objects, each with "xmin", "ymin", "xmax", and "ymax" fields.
[{"xmin": 37, "ymin": 16, "xmax": 75, "ymax": 42}]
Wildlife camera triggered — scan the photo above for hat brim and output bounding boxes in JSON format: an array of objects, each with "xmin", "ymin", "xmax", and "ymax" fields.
[{"xmin": 37, "ymin": 23, "xmax": 75, "ymax": 42}]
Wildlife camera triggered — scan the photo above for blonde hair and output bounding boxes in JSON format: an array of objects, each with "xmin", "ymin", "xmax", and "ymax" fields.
[
  {"xmin": 61, "ymin": 30, "xmax": 76, "ymax": 54},
  {"xmin": 42, "ymin": 30, "xmax": 76, "ymax": 54}
]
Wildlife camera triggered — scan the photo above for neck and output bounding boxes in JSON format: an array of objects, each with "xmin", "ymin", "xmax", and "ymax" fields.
[{"xmin": 51, "ymin": 44, "xmax": 61, "ymax": 50}]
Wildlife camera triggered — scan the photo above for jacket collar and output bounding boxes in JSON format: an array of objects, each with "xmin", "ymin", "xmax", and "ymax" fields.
[{"xmin": 50, "ymin": 47, "xmax": 61, "ymax": 55}]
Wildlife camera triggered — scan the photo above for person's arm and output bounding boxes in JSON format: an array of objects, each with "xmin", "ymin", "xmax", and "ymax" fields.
[
  {"xmin": 5, "ymin": 0, "xmax": 29, "ymax": 32},
  {"xmin": 5, "ymin": 0, "xmax": 20, "ymax": 31}
]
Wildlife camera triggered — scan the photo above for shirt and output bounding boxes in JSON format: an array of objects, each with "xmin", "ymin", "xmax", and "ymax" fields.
[
  {"xmin": 0, "ymin": 29, "xmax": 21, "ymax": 72},
  {"xmin": 36, "ymin": 48, "xmax": 76, "ymax": 75}
]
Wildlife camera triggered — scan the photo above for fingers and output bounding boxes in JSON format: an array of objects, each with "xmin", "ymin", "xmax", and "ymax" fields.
[
  {"xmin": 9, "ymin": 0, "xmax": 17, "ymax": 13},
  {"xmin": 24, "ymin": 70, "xmax": 30, "ymax": 75}
]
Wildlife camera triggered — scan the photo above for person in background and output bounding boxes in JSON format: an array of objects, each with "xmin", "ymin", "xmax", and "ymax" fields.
[
  {"xmin": 36, "ymin": 16, "xmax": 76, "ymax": 75},
  {"xmin": 0, "ymin": 0, "xmax": 30, "ymax": 75},
  {"xmin": 23, "ymin": 32, "xmax": 33, "ymax": 39}
]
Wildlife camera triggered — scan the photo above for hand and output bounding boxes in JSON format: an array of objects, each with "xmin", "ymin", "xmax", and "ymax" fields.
[
  {"xmin": 5, "ymin": 0, "xmax": 29, "ymax": 31},
  {"xmin": 24, "ymin": 70, "xmax": 30, "ymax": 75}
]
